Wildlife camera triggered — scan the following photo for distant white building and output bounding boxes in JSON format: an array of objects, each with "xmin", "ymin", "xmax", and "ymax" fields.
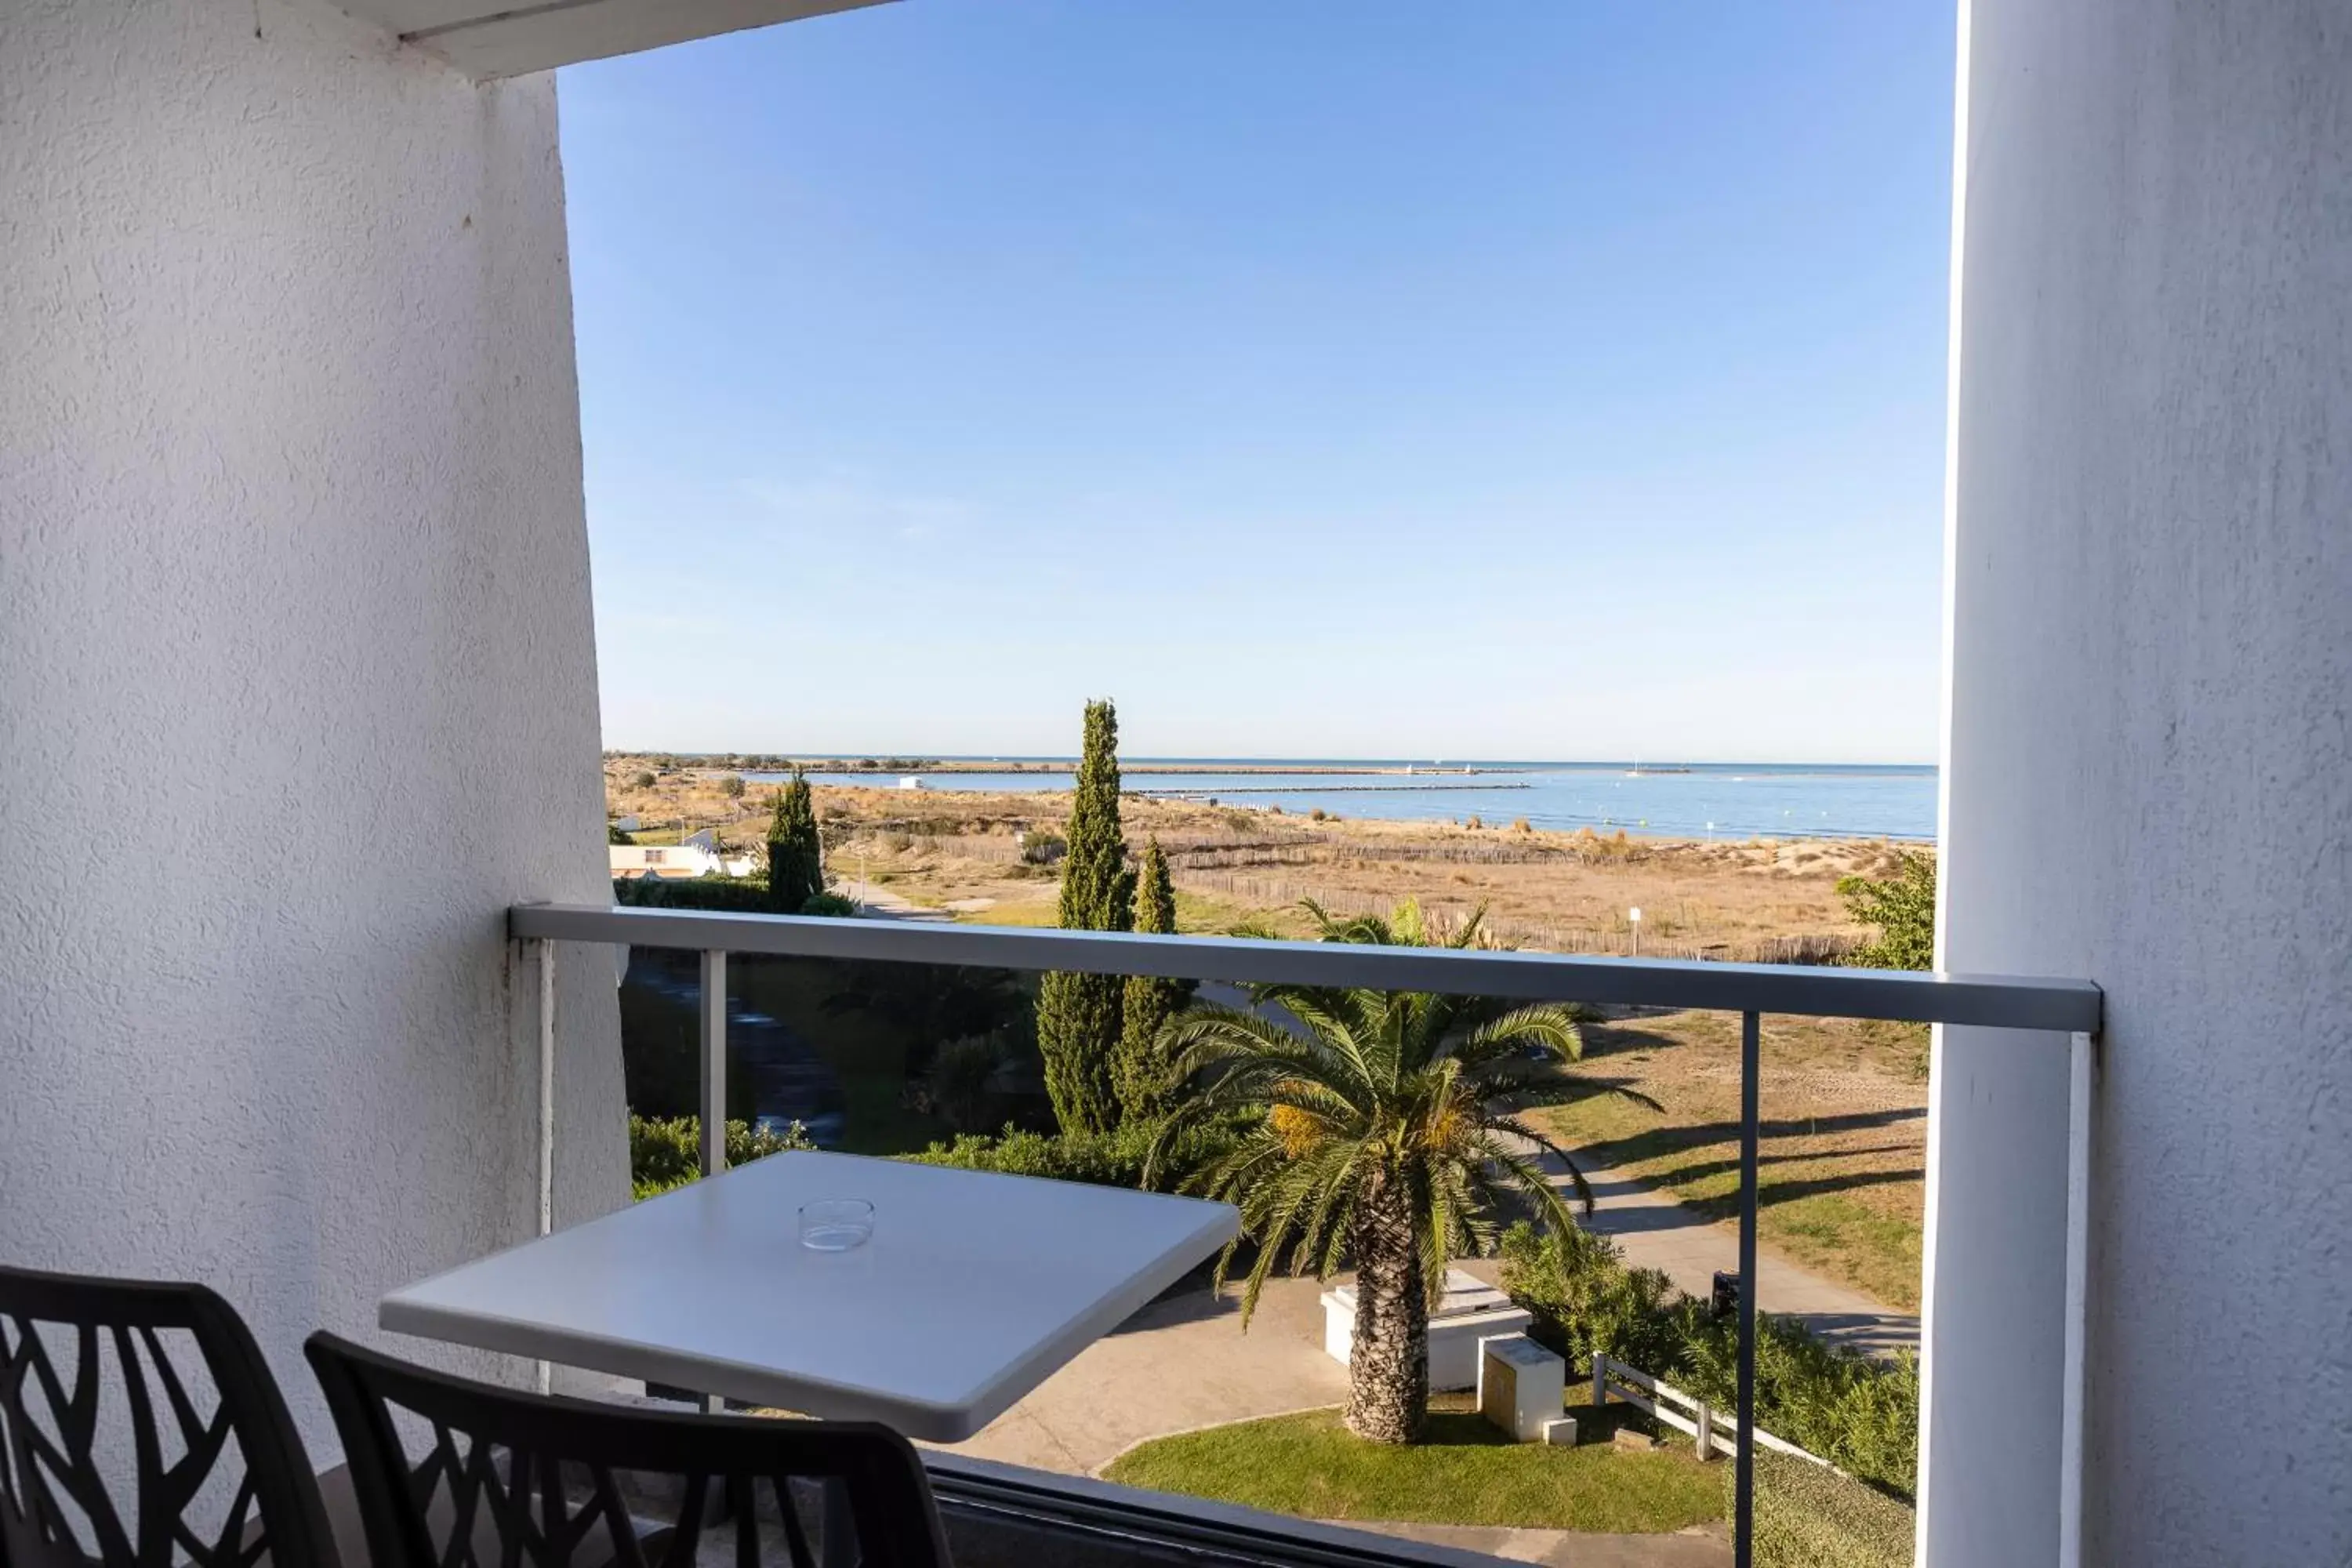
[
  {"xmin": 609, "ymin": 844, "xmax": 756, "ymax": 880},
  {"xmin": 897, "ymin": 775, "xmax": 927, "ymax": 790}
]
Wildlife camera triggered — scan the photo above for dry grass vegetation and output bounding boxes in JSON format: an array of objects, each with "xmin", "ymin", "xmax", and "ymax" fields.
[{"xmin": 604, "ymin": 755, "xmax": 1915, "ymax": 960}]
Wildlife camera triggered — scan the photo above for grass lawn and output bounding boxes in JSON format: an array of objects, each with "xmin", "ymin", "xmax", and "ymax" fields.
[
  {"xmin": 1104, "ymin": 1394, "xmax": 1723, "ymax": 1534},
  {"xmin": 1531, "ymin": 1010, "xmax": 1929, "ymax": 1312}
]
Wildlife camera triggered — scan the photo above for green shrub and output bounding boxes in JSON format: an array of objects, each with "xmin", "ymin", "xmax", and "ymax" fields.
[
  {"xmin": 905, "ymin": 1117, "xmax": 1233, "ymax": 1191},
  {"xmin": 1498, "ymin": 1221, "xmax": 1918, "ymax": 1499},
  {"xmin": 1675, "ymin": 1316, "xmax": 1919, "ymax": 1497},
  {"xmin": 612, "ymin": 876, "xmax": 774, "ymax": 913},
  {"xmin": 918, "ymin": 1036, "xmax": 1007, "ymax": 1134},
  {"xmin": 1497, "ymin": 1221, "xmax": 1693, "ymax": 1376},
  {"xmin": 1837, "ymin": 851, "xmax": 1936, "ymax": 971},
  {"xmin": 906, "ymin": 1125, "xmax": 1155, "ymax": 1187},
  {"xmin": 1737, "ymin": 1450, "xmax": 1915, "ymax": 1568},
  {"xmin": 629, "ymin": 1112, "xmax": 815, "ymax": 1200}
]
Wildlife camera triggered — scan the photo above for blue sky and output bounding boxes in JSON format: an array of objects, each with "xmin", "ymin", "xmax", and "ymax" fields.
[{"xmin": 561, "ymin": 2, "xmax": 1955, "ymax": 763}]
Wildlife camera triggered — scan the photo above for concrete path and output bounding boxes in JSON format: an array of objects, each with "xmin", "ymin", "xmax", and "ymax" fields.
[
  {"xmin": 931, "ymin": 1274, "xmax": 1348, "ymax": 1474},
  {"xmin": 833, "ymin": 878, "xmax": 953, "ymax": 921},
  {"xmin": 1523, "ymin": 1148, "xmax": 1918, "ymax": 1359}
]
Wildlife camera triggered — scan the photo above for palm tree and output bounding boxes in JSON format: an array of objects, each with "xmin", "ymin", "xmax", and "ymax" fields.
[{"xmin": 1149, "ymin": 900, "xmax": 1645, "ymax": 1444}]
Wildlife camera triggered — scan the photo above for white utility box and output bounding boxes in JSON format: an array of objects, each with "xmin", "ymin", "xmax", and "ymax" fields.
[
  {"xmin": 1477, "ymin": 1333, "xmax": 1567, "ymax": 1442},
  {"xmin": 1322, "ymin": 1269, "xmax": 1534, "ymax": 1391}
]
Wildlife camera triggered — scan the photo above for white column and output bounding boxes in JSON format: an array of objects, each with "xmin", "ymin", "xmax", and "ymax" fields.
[
  {"xmin": 1933, "ymin": 2, "xmax": 2351, "ymax": 1563},
  {"xmin": 1915, "ymin": 1024, "xmax": 2072, "ymax": 1564},
  {"xmin": 0, "ymin": 0, "xmax": 628, "ymax": 1465}
]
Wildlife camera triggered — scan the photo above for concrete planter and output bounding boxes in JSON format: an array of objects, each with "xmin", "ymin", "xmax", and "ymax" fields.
[{"xmin": 1320, "ymin": 1269, "xmax": 1533, "ymax": 1392}]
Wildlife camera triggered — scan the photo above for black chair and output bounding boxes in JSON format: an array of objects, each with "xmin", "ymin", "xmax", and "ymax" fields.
[
  {"xmin": 0, "ymin": 1263, "xmax": 340, "ymax": 1568},
  {"xmin": 304, "ymin": 1334, "xmax": 952, "ymax": 1568}
]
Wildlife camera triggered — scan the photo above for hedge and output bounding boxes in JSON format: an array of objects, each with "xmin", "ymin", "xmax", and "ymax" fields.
[
  {"xmin": 1736, "ymin": 1450, "xmax": 1915, "ymax": 1568},
  {"xmin": 629, "ymin": 1112, "xmax": 813, "ymax": 1200},
  {"xmin": 1498, "ymin": 1221, "xmax": 1918, "ymax": 1498},
  {"xmin": 613, "ymin": 876, "xmax": 775, "ymax": 913},
  {"xmin": 903, "ymin": 1118, "xmax": 1239, "ymax": 1191},
  {"xmin": 612, "ymin": 878, "xmax": 857, "ymax": 916}
]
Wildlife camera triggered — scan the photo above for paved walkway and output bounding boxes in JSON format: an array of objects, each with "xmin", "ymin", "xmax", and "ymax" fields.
[
  {"xmin": 932, "ymin": 1273, "xmax": 1348, "ymax": 1474},
  {"xmin": 834, "ymin": 878, "xmax": 954, "ymax": 921},
  {"xmin": 1523, "ymin": 1147, "xmax": 1918, "ymax": 1358}
]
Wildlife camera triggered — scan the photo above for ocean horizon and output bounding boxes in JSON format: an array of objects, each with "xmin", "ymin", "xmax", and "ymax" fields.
[{"xmin": 739, "ymin": 757, "xmax": 1940, "ymax": 842}]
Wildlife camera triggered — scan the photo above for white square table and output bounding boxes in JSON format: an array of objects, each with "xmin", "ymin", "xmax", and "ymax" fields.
[{"xmin": 380, "ymin": 1150, "xmax": 1240, "ymax": 1442}]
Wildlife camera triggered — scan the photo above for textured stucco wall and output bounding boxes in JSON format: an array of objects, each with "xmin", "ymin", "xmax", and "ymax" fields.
[
  {"xmin": 0, "ymin": 0, "xmax": 626, "ymax": 1460},
  {"xmin": 1940, "ymin": 2, "xmax": 2350, "ymax": 1562}
]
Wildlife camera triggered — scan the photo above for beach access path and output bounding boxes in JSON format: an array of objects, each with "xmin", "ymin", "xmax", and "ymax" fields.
[
  {"xmin": 1487, "ymin": 1141, "xmax": 1920, "ymax": 1359},
  {"xmin": 1186, "ymin": 984, "xmax": 1918, "ymax": 1356}
]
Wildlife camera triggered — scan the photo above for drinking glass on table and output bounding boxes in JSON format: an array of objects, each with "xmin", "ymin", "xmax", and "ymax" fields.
[{"xmin": 799, "ymin": 1199, "xmax": 875, "ymax": 1251}]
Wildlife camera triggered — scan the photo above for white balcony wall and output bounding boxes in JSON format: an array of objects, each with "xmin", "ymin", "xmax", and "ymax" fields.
[
  {"xmin": 1933, "ymin": 2, "xmax": 2350, "ymax": 1563},
  {"xmin": 0, "ymin": 0, "xmax": 626, "ymax": 1459}
]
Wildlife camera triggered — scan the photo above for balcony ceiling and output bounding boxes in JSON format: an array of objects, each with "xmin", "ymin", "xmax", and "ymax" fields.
[{"xmin": 340, "ymin": 0, "xmax": 897, "ymax": 80}]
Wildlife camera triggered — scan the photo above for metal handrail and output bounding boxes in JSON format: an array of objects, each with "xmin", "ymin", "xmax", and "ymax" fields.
[
  {"xmin": 511, "ymin": 900, "xmax": 2100, "ymax": 1568},
  {"xmin": 509, "ymin": 903, "xmax": 2102, "ymax": 1031}
]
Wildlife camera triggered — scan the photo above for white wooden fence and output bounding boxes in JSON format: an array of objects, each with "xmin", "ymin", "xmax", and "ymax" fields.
[{"xmin": 1591, "ymin": 1353, "xmax": 1835, "ymax": 1470}]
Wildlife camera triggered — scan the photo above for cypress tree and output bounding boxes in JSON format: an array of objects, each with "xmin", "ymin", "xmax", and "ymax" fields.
[
  {"xmin": 1117, "ymin": 837, "xmax": 1190, "ymax": 1123},
  {"xmin": 764, "ymin": 769, "xmax": 825, "ymax": 913},
  {"xmin": 1036, "ymin": 699, "xmax": 1134, "ymax": 1134}
]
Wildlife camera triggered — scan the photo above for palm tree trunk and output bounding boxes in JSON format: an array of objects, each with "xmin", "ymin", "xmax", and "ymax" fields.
[{"xmin": 1343, "ymin": 1167, "xmax": 1428, "ymax": 1443}]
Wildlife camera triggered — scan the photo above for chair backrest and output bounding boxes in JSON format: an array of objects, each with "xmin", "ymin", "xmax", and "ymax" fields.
[
  {"xmin": 0, "ymin": 1264, "xmax": 339, "ymax": 1568},
  {"xmin": 303, "ymin": 1333, "xmax": 952, "ymax": 1568}
]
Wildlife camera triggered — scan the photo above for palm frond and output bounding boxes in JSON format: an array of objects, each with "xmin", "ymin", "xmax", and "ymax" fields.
[
  {"xmin": 1154, "ymin": 895, "xmax": 1666, "ymax": 1363},
  {"xmin": 1499, "ymin": 1074, "xmax": 1666, "ymax": 1116},
  {"xmin": 1160, "ymin": 1007, "xmax": 1366, "ymax": 1102},
  {"xmin": 1450, "ymin": 1003, "xmax": 1586, "ymax": 1065},
  {"xmin": 1483, "ymin": 1116, "xmax": 1596, "ymax": 1216}
]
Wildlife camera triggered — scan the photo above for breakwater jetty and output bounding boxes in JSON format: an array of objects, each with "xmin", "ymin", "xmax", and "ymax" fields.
[{"xmin": 1132, "ymin": 782, "xmax": 1533, "ymax": 797}]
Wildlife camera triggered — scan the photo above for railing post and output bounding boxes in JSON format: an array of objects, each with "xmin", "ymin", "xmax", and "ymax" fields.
[
  {"xmin": 1696, "ymin": 1399, "xmax": 1713, "ymax": 1461},
  {"xmin": 535, "ymin": 936, "xmax": 555, "ymax": 1397},
  {"xmin": 536, "ymin": 938, "xmax": 556, "ymax": 1236},
  {"xmin": 699, "ymin": 949, "xmax": 728, "ymax": 1180},
  {"xmin": 1735, "ymin": 1009, "xmax": 1760, "ymax": 1568},
  {"xmin": 1593, "ymin": 1354, "xmax": 1609, "ymax": 1409},
  {"xmin": 2060, "ymin": 1029, "xmax": 2094, "ymax": 1568},
  {"xmin": 697, "ymin": 946, "xmax": 729, "ymax": 1421}
]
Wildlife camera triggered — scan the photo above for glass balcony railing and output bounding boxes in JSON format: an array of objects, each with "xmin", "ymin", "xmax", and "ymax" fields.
[{"xmin": 514, "ymin": 901, "xmax": 2099, "ymax": 1568}]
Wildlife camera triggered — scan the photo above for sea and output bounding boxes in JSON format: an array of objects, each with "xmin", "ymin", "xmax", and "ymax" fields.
[{"xmin": 747, "ymin": 760, "xmax": 1938, "ymax": 843}]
